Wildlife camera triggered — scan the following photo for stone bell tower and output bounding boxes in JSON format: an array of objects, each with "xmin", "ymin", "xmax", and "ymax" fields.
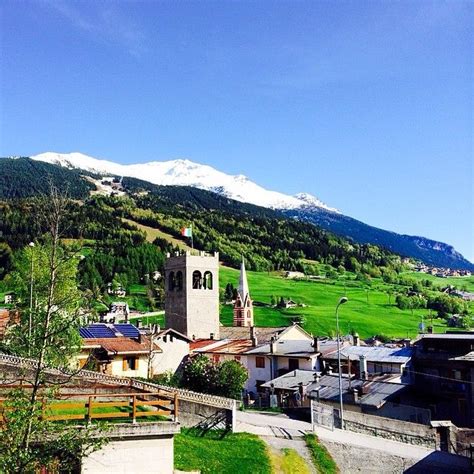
[
  {"xmin": 233, "ymin": 258, "xmax": 254, "ymax": 327},
  {"xmin": 165, "ymin": 251, "xmax": 219, "ymax": 340}
]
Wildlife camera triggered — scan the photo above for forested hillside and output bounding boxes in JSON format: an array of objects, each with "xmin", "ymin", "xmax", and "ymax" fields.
[
  {"xmin": 0, "ymin": 157, "xmax": 95, "ymax": 199},
  {"xmin": 0, "ymin": 157, "xmax": 406, "ymax": 306}
]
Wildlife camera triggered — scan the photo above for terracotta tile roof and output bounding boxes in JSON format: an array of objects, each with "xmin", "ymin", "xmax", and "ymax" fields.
[
  {"xmin": 219, "ymin": 326, "xmax": 286, "ymax": 343},
  {"xmin": 196, "ymin": 339, "xmax": 254, "ymax": 355},
  {"xmin": 82, "ymin": 337, "xmax": 161, "ymax": 355},
  {"xmin": 0, "ymin": 309, "xmax": 19, "ymax": 339},
  {"xmin": 190, "ymin": 339, "xmax": 218, "ymax": 351}
]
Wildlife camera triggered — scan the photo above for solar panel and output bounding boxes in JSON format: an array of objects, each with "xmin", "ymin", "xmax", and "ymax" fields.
[
  {"xmin": 114, "ymin": 324, "xmax": 140, "ymax": 338},
  {"xmin": 79, "ymin": 327, "xmax": 95, "ymax": 338},
  {"xmin": 86, "ymin": 324, "xmax": 116, "ymax": 338}
]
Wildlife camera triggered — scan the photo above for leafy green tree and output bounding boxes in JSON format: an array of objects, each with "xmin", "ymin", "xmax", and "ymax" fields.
[
  {"xmin": 0, "ymin": 242, "xmax": 13, "ymax": 280},
  {"xmin": 0, "ymin": 187, "xmax": 105, "ymax": 472},
  {"xmin": 215, "ymin": 360, "xmax": 248, "ymax": 399}
]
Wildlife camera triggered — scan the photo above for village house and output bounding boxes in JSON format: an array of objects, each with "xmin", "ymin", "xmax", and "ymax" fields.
[
  {"xmin": 321, "ymin": 343, "xmax": 413, "ymax": 383},
  {"xmin": 79, "ymin": 323, "xmax": 159, "ymax": 378},
  {"xmin": 150, "ymin": 327, "xmax": 192, "ymax": 376},
  {"xmin": 306, "ymin": 374, "xmax": 430, "ymax": 424},
  {"xmin": 102, "ymin": 301, "xmax": 130, "ymax": 323},
  {"xmin": 412, "ymin": 333, "xmax": 474, "ymax": 428},
  {"xmin": 243, "ymin": 325, "xmax": 320, "ymax": 393}
]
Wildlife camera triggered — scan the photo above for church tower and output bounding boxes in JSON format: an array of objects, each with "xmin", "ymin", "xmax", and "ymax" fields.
[
  {"xmin": 233, "ymin": 259, "xmax": 254, "ymax": 327},
  {"xmin": 165, "ymin": 251, "xmax": 219, "ymax": 340}
]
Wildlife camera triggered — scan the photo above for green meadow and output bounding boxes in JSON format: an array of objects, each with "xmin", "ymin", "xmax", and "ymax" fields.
[{"xmin": 219, "ymin": 266, "xmax": 473, "ymax": 339}]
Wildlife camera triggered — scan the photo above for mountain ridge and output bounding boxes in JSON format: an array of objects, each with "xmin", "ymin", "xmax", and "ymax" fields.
[
  {"xmin": 30, "ymin": 152, "xmax": 338, "ymax": 212},
  {"xmin": 5, "ymin": 153, "xmax": 473, "ymax": 270}
]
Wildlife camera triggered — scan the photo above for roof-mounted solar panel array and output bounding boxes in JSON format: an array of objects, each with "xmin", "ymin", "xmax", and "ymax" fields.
[{"xmin": 79, "ymin": 323, "xmax": 140, "ymax": 339}]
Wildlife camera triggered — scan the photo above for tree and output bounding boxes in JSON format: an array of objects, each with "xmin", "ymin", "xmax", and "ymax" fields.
[
  {"xmin": 0, "ymin": 185, "xmax": 105, "ymax": 472},
  {"xmin": 0, "ymin": 242, "xmax": 13, "ymax": 280},
  {"xmin": 215, "ymin": 360, "xmax": 248, "ymax": 399},
  {"xmin": 224, "ymin": 283, "xmax": 234, "ymax": 301},
  {"xmin": 180, "ymin": 355, "xmax": 248, "ymax": 400}
]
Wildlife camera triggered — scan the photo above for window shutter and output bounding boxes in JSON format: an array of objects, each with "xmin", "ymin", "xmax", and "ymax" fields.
[{"xmin": 123, "ymin": 357, "xmax": 127, "ymax": 371}]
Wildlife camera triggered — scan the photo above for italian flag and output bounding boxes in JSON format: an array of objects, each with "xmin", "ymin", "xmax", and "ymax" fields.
[{"xmin": 181, "ymin": 227, "xmax": 192, "ymax": 237}]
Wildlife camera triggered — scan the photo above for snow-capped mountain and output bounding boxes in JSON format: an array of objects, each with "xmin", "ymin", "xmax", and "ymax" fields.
[{"xmin": 30, "ymin": 152, "xmax": 338, "ymax": 213}]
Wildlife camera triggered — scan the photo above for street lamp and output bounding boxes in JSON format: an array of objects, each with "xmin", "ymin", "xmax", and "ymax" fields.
[
  {"xmin": 28, "ymin": 242, "xmax": 35, "ymax": 356},
  {"xmin": 336, "ymin": 296, "xmax": 348, "ymax": 429}
]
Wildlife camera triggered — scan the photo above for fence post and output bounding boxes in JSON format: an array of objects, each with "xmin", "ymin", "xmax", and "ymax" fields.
[
  {"xmin": 132, "ymin": 395, "xmax": 137, "ymax": 423},
  {"xmin": 87, "ymin": 396, "xmax": 93, "ymax": 424},
  {"xmin": 174, "ymin": 394, "xmax": 179, "ymax": 423}
]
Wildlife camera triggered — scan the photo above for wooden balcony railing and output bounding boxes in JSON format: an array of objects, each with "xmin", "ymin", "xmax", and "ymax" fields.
[{"xmin": 0, "ymin": 392, "xmax": 178, "ymax": 424}]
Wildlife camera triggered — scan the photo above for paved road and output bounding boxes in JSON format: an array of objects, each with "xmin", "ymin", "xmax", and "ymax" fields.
[{"xmin": 235, "ymin": 411, "xmax": 470, "ymax": 473}]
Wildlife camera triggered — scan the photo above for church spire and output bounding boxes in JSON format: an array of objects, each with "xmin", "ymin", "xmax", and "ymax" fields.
[
  {"xmin": 233, "ymin": 257, "xmax": 254, "ymax": 327},
  {"xmin": 238, "ymin": 257, "xmax": 250, "ymax": 304}
]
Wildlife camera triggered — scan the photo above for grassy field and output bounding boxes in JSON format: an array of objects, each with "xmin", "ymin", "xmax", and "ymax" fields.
[
  {"xmin": 401, "ymin": 271, "xmax": 474, "ymax": 293},
  {"xmin": 174, "ymin": 429, "xmax": 272, "ymax": 474},
  {"xmin": 122, "ymin": 218, "xmax": 192, "ymax": 250},
  {"xmin": 219, "ymin": 266, "xmax": 472, "ymax": 339}
]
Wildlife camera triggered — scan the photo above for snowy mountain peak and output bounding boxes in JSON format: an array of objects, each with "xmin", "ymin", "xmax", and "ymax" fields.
[{"xmin": 30, "ymin": 152, "xmax": 339, "ymax": 213}]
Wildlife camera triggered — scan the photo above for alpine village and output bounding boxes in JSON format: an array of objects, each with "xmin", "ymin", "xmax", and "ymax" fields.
[{"xmin": 0, "ymin": 155, "xmax": 472, "ymax": 473}]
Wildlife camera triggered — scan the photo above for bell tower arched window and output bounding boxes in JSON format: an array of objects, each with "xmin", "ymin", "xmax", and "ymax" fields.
[
  {"xmin": 168, "ymin": 272, "xmax": 175, "ymax": 291},
  {"xmin": 176, "ymin": 271, "xmax": 183, "ymax": 291},
  {"xmin": 192, "ymin": 270, "xmax": 202, "ymax": 289},
  {"xmin": 203, "ymin": 271, "xmax": 213, "ymax": 290}
]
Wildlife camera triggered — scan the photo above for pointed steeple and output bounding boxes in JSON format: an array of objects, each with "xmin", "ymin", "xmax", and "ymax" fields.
[
  {"xmin": 233, "ymin": 256, "xmax": 254, "ymax": 327},
  {"xmin": 238, "ymin": 257, "xmax": 250, "ymax": 304}
]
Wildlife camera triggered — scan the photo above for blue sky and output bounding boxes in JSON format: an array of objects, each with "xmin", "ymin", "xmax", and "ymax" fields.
[{"xmin": 1, "ymin": 1, "xmax": 473, "ymax": 261}]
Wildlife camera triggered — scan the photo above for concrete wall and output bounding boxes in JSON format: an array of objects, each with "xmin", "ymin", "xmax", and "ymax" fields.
[
  {"xmin": 337, "ymin": 409, "xmax": 437, "ymax": 449},
  {"xmin": 82, "ymin": 423, "xmax": 180, "ymax": 474}
]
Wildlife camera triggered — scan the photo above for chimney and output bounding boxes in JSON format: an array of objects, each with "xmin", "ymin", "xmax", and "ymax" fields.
[
  {"xmin": 353, "ymin": 389, "xmax": 359, "ymax": 404},
  {"xmin": 313, "ymin": 336, "xmax": 320, "ymax": 352},
  {"xmin": 313, "ymin": 372, "xmax": 320, "ymax": 384},
  {"xmin": 427, "ymin": 326, "xmax": 433, "ymax": 334},
  {"xmin": 359, "ymin": 355, "xmax": 368, "ymax": 380},
  {"xmin": 403, "ymin": 339, "xmax": 411, "ymax": 348},
  {"xmin": 250, "ymin": 326, "xmax": 258, "ymax": 347},
  {"xmin": 136, "ymin": 319, "xmax": 141, "ymax": 328},
  {"xmin": 270, "ymin": 336, "xmax": 277, "ymax": 354},
  {"xmin": 353, "ymin": 333, "xmax": 360, "ymax": 346}
]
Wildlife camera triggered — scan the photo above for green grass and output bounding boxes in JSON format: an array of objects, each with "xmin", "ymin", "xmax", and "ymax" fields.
[
  {"xmin": 174, "ymin": 429, "xmax": 272, "ymax": 474},
  {"xmin": 268, "ymin": 447, "xmax": 311, "ymax": 474},
  {"xmin": 304, "ymin": 434, "xmax": 338, "ymax": 474},
  {"xmin": 219, "ymin": 266, "xmax": 471, "ymax": 339},
  {"xmin": 401, "ymin": 271, "xmax": 474, "ymax": 293}
]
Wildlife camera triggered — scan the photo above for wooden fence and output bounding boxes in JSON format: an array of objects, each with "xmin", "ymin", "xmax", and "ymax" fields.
[{"xmin": 0, "ymin": 391, "xmax": 178, "ymax": 424}]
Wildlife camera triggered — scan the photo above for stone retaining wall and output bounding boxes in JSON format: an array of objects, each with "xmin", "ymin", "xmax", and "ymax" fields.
[{"xmin": 336, "ymin": 410, "xmax": 437, "ymax": 449}]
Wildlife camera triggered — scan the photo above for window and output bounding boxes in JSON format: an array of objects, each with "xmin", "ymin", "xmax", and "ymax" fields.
[
  {"xmin": 203, "ymin": 271, "xmax": 213, "ymax": 290},
  {"xmin": 123, "ymin": 356, "xmax": 137, "ymax": 371},
  {"xmin": 212, "ymin": 354, "xmax": 220, "ymax": 364},
  {"xmin": 192, "ymin": 270, "xmax": 202, "ymax": 289},
  {"xmin": 234, "ymin": 356, "xmax": 241, "ymax": 362},
  {"xmin": 176, "ymin": 271, "xmax": 183, "ymax": 291},
  {"xmin": 256, "ymin": 356, "xmax": 265, "ymax": 368},
  {"xmin": 288, "ymin": 358, "xmax": 299, "ymax": 371},
  {"xmin": 256, "ymin": 380, "xmax": 265, "ymax": 393},
  {"xmin": 168, "ymin": 272, "xmax": 175, "ymax": 291}
]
